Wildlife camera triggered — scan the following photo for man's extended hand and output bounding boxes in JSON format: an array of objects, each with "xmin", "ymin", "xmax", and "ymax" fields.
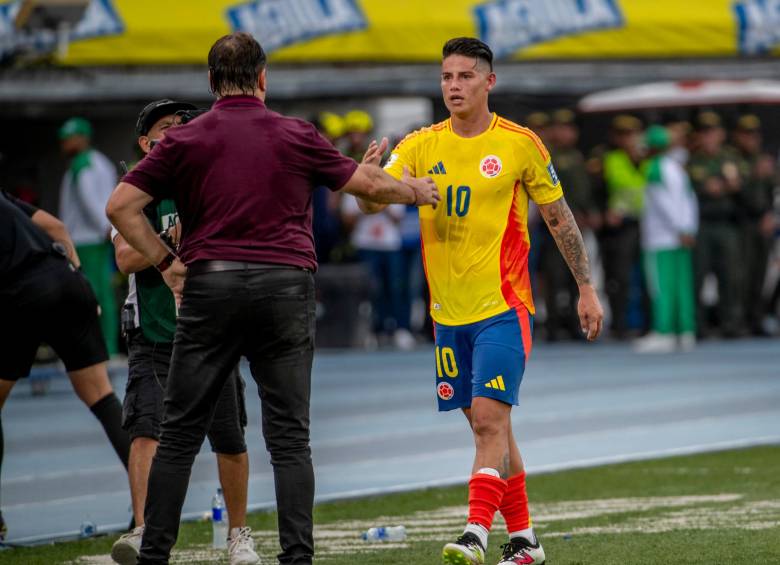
[
  {"xmin": 402, "ymin": 166, "xmax": 440, "ymax": 209},
  {"xmin": 162, "ymin": 258, "xmax": 187, "ymax": 309},
  {"xmin": 578, "ymin": 284, "xmax": 604, "ymax": 341},
  {"xmin": 362, "ymin": 137, "xmax": 389, "ymax": 166}
]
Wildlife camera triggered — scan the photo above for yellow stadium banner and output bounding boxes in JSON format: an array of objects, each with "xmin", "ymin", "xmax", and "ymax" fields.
[{"xmin": 1, "ymin": 0, "xmax": 779, "ymax": 65}]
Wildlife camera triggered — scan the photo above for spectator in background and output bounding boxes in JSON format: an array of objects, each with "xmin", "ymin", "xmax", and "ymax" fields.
[
  {"xmin": 398, "ymin": 203, "xmax": 425, "ymax": 340},
  {"xmin": 58, "ymin": 117, "xmax": 119, "ymax": 355},
  {"xmin": 344, "ymin": 110, "xmax": 374, "ymax": 161},
  {"xmin": 540, "ymin": 109, "xmax": 596, "ymax": 340},
  {"xmin": 688, "ymin": 111, "xmax": 743, "ymax": 337},
  {"xmin": 341, "ymin": 195, "xmax": 414, "ymax": 349},
  {"xmin": 312, "ymin": 112, "xmax": 347, "ymax": 263},
  {"xmin": 635, "ymin": 125, "xmax": 698, "ymax": 354},
  {"xmin": 731, "ymin": 115, "xmax": 777, "ymax": 335},
  {"xmin": 663, "ymin": 115, "xmax": 692, "ymax": 166},
  {"xmin": 525, "ymin": 111, "xmax": 551, "ymax": 145},
  {"xmin": 601, "ymin": 115, "xmax": 646, "ymax": 338}
]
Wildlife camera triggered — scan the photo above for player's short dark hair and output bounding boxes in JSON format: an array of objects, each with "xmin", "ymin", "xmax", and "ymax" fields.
[
  {"xmin": 442, "ymin": 37, "xmax": 493, "ymax": 71},
  {"xmin": 208, "ymin": 32, "xmax": 267, "ymax": 97}
]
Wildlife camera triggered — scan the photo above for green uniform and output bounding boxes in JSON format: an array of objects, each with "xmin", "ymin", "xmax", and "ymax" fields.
[
  {"xmin": 641, "ymin": 154, "xmax": 697, "ymax": 336},
  {"xmin": 60, "ymin": 149, "xmax": 119, "ymax": 354},
  {"xmin": 687, "ymin": 150, "xmax": 742, "ymax": 334},
  {"xmin": 733, "ymin": 149, "xmax": 776, "ymax": 330}
]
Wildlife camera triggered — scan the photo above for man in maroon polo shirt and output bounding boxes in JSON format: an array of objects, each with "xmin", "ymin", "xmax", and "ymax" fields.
[{"xmin": 107, "ymin": 32, "xmax": 438, "ymax": 565}]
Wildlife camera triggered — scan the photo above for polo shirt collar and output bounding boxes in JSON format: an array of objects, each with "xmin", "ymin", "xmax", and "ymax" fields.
[{"xmin": 213, "ymin": 95, "xmax": 266, "ymax": 109}]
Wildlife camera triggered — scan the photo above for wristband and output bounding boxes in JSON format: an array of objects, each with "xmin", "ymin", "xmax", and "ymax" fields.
[{"xmin": 156, "ymin": 252, "xmax": 177, "ymax": 273}]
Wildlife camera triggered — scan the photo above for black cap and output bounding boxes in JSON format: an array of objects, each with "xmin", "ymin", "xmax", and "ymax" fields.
[{"xmin": 136, "ymin": 99, "xmax": 197, "ymax": 137}]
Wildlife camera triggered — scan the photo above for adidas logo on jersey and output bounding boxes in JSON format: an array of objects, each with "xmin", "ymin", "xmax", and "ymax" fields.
[
  {"xmin": 485, "ymin": 375, "xmax": 506, "ymax": 391},
  {"xmin": 427, "ymin": 161, "xmax": 447, "ymax": 175}
]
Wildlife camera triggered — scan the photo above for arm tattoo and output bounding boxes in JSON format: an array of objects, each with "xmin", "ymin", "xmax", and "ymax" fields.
[{"xmin": 539, "ymin": 197, "xmax": 592, "ymax": 286}]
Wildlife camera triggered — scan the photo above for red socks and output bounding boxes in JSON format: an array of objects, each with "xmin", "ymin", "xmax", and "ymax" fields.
[
  {"xmin": 467, "ymin": 473, "xmax": 508, "ymax": 530},
  {"xmin": 499, "ymin": 472, "xmax": 531, "ymax": 532}
]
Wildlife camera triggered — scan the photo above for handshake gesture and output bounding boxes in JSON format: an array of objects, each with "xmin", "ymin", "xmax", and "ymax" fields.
[{"xmin": 363, "ymin": 137, "xmax": 440, "ymax": 209}]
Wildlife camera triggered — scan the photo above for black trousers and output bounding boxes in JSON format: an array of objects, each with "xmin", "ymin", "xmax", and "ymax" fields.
[
  {"xmin": 138, "ymin": 267, "xmax": 316, "ymax": 565},
  {"xmin": 600, "ymin": 220, "xmax": 641, "ymax": 336}
]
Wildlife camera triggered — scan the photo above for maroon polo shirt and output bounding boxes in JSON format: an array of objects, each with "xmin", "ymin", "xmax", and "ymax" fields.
[{"xmin": 122, "ymin": 95, "xmax": 358, "ymax": 270}]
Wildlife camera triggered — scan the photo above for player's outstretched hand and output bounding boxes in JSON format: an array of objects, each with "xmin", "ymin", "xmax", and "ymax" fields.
[
  {"xmin": 362, "ymin": 137, "xmax": 389, "ymax": 166},
  {"xmin": 402, "ymin": 166, "xmax": 440, "ymax": 209},
  {"xmin": 162, "ymin": 258, "xmax": 188, "ymax": 310},
  {"xmin": 578, "ymin": 284, "xmax": 603, "ymax": 341}
]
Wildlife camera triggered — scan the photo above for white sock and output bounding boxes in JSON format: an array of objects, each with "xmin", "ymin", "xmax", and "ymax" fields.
[
  {"xmin": 509, "ymin": 527, "xmax": 536, "ymax": 545},
  {"xmin": 476, "ymin": 467, "xmax": 500, "ymax": 478},
  {"xmin": 464, "ymin": 522, "xmax": 489, "ymax": 549}
]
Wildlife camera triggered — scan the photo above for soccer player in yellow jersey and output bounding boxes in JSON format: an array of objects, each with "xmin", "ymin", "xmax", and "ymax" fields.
[{"xmin": 360, "ymin": 38, "xmax": 603, "ymax": 565}]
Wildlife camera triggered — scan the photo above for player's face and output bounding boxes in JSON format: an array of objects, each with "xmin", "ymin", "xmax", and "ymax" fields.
[
  {"xmin": 138, "ymin": 114, "xmax": 179, "ymax": 155},
  {"xmin": 441, "ymin": 55, "xmax": 495, "ymax": 117}
]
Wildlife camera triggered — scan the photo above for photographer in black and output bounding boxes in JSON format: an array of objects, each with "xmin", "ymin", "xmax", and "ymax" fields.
[{"xmin": 0, "ymin": 190, "xmax": 130, "ymax": 537}]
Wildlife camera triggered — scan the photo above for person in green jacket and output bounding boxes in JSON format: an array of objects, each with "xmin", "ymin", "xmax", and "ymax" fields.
[
  {"xmin": 58, "ymin": 118, "xmax": 119, "ymax": 354},
  {"xmin": 635, "ymin": 126, "xmax": 698, "ymax": 353}
]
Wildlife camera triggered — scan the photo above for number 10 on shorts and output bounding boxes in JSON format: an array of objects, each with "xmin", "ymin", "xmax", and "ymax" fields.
[{"xmin": 436, "ymin": 346, "xmax": 458, "ymax": 378}]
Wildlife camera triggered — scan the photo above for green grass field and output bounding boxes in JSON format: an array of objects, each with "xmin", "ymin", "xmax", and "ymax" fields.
[{"xmin": 2, "ymin": 446, "xmax": 778, "ymax": 564}]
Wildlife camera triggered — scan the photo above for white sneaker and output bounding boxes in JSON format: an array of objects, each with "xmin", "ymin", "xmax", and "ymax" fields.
[
  {"xmin": 679, "ymin": 333, "xmax": 696, "ymax": 352},
  {"xmin": 633, "ymin": 333, "xmax": 676, "ymax": 354},
  {"xmin": 111, "ymin": 526, "xmax": 144, "ymax": 565},
  {"xmin": 228, "ymin": 527, "xmax": 261, "ymax": 565},
  {"xmin": 394, "ymin": 328, "xmax": 416, "ymax": 351}
]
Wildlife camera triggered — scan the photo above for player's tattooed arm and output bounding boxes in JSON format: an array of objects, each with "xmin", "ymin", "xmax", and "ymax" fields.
[
  {"xmin": 538, "ymin": 196, "xmax": 592, "ymax": 287},
  {"xmin": 539, "ymin": 196, "xmax": 604, "ymax": 341}
]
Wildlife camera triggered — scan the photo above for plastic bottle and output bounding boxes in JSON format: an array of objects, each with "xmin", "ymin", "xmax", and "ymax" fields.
[
  {"xmin": 211, "ymin": 488, "xmax": 228, "ymax": 549},
  {"xmin": 360, "ymin": 525, "xmax": 406, "ymax": 542},
  {"xmin": 79, "ymin": 520, "xmax": 97, "ymax": 538}
]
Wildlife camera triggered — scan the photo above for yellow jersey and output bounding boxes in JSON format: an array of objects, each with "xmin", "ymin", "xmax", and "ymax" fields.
[{"xmin": 384, "ymin": 113, "xmax": 563, "ymax": 326}]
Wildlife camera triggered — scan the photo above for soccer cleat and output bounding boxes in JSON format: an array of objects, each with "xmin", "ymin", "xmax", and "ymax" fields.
[
  {"xmin": 442, "ymin": 531, "xmax": 485, "ymax": 565},
  {"xmin": 110, "ymin": 526, "xmax": 144, "ymax": 565},
  {"xmin": 497, "ymin": 536, "xmax": 546, "ymax": 565},
  {"xmin": 228, "ymin": 527, "xmax": 261, "ymax": 565}
]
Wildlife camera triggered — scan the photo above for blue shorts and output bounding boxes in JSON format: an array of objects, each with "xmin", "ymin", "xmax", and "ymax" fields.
[{"xmin": 434, "ymin": 307, "xmax": 533, "ymax": 411}]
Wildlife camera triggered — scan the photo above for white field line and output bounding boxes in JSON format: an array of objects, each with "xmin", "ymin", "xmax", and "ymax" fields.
[{"xmin": 68, "ymin": 492, "xmax": 780, "ymax": 564}]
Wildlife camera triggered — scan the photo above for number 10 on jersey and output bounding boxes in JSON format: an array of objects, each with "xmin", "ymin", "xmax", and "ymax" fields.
[
  {"xmin": 436, "ymin": 346, "xmax": 459, "ymax": 378},
  {"xmin": 446, "ymin": 185, "xmax": 471, "ymax": 217}
]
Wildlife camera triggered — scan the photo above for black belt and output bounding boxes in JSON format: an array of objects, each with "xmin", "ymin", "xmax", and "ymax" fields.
[{"xmin": 188, "ymin": 260, "xmax": 307, "ymax": 275}]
